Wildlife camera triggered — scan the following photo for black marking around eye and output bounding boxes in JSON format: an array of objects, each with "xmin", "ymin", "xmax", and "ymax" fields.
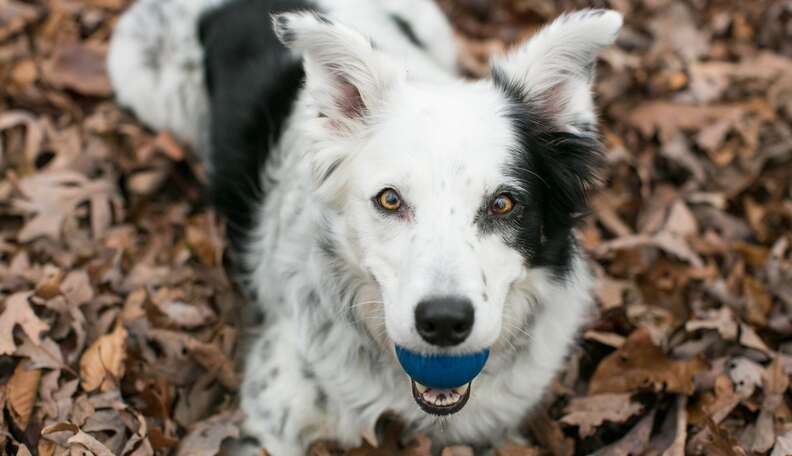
[
  {"xmin": 480, "ymin": 68, "xmax": 604, "ymax": 279},
  {"xmin": 389, "ymin": 14, "xmax": 426, "ymax": 49}
]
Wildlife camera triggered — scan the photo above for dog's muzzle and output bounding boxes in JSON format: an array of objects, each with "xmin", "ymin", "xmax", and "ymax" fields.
[{"xmin": 395, "ymin": 346, "xmax": 490, "ymax": 415}]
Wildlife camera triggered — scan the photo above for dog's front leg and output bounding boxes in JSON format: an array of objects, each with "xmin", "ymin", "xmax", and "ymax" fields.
[{"xmin": 240, "ymin": 319, "xmax": 331, "ymax": 455}]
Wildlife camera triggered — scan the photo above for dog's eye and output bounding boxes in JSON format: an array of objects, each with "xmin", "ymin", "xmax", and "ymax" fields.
[
  {"xmin": 490, "ymin": 193, "xmax": 514, "ymax": 216},
  {"xmin": 376, "ymin": 188, "xmax": 402, "ymax": 211}
]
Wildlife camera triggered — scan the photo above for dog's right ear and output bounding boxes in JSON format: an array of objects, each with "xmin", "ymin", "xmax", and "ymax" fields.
[{"xmin": 273, "ymin": 12, "xmax": 405, "ymax": 135}]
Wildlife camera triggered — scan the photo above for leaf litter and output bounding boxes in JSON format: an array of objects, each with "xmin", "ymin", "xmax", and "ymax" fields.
[{"xmin": 1, "ymin": 0, "xmax": 791, "ymax": 454}]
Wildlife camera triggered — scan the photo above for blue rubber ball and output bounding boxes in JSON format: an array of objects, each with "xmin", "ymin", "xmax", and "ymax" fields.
[{"xmin": 395, "ymin": 346, "xmax": 490, "ymax": 389}]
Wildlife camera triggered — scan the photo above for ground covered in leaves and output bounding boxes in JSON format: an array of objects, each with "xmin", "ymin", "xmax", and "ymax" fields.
[{"xmin": 1, "ymin": 0, "xmax": 791, "ymax": 454}]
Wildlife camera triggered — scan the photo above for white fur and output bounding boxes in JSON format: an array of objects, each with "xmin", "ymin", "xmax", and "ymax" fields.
[
  {"xmin": 109, "ymin": 3, "xmax": 620, "ymax": 454},
  {"xmin": 107, "ymin": 0, "xmax": 455, "ymax": 152},
  {"xmin": 107, "ymin": 0, "xmax": 224, "ymax": 154},
  {"xmin": 492, "ymin": 10, "xmax": 622, "ymax": 130}
]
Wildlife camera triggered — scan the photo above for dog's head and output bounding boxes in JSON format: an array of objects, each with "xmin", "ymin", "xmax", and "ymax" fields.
[{"xmin": 274, "ymin": 10, "xmax": 621, "ymax": 415}]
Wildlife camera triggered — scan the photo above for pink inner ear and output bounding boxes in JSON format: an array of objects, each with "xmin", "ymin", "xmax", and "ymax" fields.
[
  {"xmin": 336, "ymin": 78, "xmax": 365, "ymax": 119},
  {"xmin": 538, "ymin": 83, "xmax": 566, "ymax": 121}
]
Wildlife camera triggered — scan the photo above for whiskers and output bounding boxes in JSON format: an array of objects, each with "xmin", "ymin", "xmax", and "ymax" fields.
[{"xmin": 499, "ymin": 317, "xmax": 534, "ymax": 354}]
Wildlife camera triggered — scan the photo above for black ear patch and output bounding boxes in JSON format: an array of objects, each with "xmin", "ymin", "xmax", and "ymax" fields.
[{"xmin": 490, "ymin": 68, "xmax": 604, "ymax": 278}]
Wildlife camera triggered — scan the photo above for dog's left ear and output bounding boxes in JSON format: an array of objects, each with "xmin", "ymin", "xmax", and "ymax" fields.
[
  {"xmin": 491, "ymin": 10, "xmax": 622, "ymax": 131},
  {"xmin": 273, "ymin": 12, "xmax": 405, "ymax": 135}
]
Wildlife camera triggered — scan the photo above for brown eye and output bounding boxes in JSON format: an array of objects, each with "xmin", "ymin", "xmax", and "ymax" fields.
[
  {"xmin": 377, "ymin": 188, "xmax": 402, "ymax": 211},
  {"xmin": 491, "ymin": 193, "xmax": 514, "ymax": 216}
]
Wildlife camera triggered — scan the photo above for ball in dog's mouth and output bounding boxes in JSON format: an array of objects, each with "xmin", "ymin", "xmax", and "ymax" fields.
[{"xmin": 395, "ymin": 346, "xmax": 489, "ymax": 416}]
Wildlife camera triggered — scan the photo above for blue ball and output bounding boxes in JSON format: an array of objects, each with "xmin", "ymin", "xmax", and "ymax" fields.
[{"xmin": 395, "ymin": 346, "xmax": 490, "ymax": 389}]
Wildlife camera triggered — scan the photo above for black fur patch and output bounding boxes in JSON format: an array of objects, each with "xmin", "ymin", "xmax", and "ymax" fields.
[
  {"xmin": 389, "ymin": 14, "xmax": 425, "ymax": 49},
  {"xmin": 199, "ymin": 0, "xmax": 315, "ymax": 263},
  {"xmin": 487, "ymin": 68, "xmax": 604, "ymax": 278}
]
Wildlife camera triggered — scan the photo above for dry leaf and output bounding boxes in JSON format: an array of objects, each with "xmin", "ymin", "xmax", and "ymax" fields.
[
  {"xmin": 686, "ymin": 307, "xmax": 738, "ymax": 340},
  {"xmin": 589, "ymin": 327, "xmax": 706, "ymax": 395},
  {"xmin": 79, "ymin": 324, "xmax": 128, "ymax": 392},
  {"xmin": 16, "ymin": 334, "xmax": 66, "ymax": 370},
  {"xmin": 177, "ymin": 411, "xmax": 241, "ymax": 456},
  {"xmin": 495, "ymin": 445, "xmax": 539, "ymax": 456},
  {"xmin": 43, "ymin": 44, "xmax": 112, "ymax": 97},
  {"xmin": 662, "ymin": 396, "xmax": 687, "ymax": 456},
  {"xmin": 770, "ymin": 430, "xmax": 792, "ymax": 456},
  {"xmin": 7, "ymin": 360, "xmax": 42, "ymax": 430},
  {"xmin": 441, "ymin": 446, "xmax": 474, "ymax": 456},
  {"xmin": 67, "ymin": 431, "xmax": 115, "ymax": 456},
  {"xmin": 591, "ymin": 410, "xmax": 656, "ymax": 456},
  {"xmin": 12, "ymin": 170, "xmax": 119, "ymax": 242},
  {"xmin": 0, "ymin": 1, "xmax": 41, "ymax": 41},
  {"xmin": 752, "ymin": 357, "xmax": 791, "ymax": 452},
  {"xmin": 0, "ymin": 292, "xmax": 49, "ymax": 355},
  {"xmin": 561, "ymin": 393, "xmax": 644, "ymax": 437}
]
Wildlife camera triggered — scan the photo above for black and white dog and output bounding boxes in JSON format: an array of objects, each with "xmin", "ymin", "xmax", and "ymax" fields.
[{"xmin": 108, "ymin": 1, "xmax": 621, "ymax": 453}]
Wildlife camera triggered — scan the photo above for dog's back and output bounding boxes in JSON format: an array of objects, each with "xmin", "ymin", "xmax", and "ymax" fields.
[{"xmin": 109, "ymin": 0, "xmax": 457, "ymax": 257}]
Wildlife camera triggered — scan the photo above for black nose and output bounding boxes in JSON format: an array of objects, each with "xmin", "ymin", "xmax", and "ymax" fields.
[{"xmin": 415, "ymin": 296, "xmax": 474, "ymax": 347}]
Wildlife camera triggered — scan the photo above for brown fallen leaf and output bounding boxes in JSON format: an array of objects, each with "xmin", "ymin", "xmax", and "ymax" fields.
[
  {"xmin": 697, "ymin": 418, "xmax": 747, "ymax": 456},
  {"xmin": 628, "ymin": 100, "xmax": 774, "ymax": 146},
  {"xmin": 584, "ymin": 330, "xmax": 626, "ymax": 349},
  {"xmin": 738, "ymin": 324, "xmax": 771, "ymax": 354},
  {"xmin": 7, "ymin": 360, "xmax": 42, "ymax": 430},
  {"xmin": 16, "ymin": 333, "xmax": 66, "ymax": 371},
  {"xmin": 79, "ymin": 323, "xmax": 128, "ymax": 392},
  {"xmin": 593, "ymin": 231, "xmax": 703, "ymax": 267},
  {"xmin": 589, "ymin": 327, "xmax": 706, "ymax": 395},
  {"xmin": 685, "ymin": 52, "xmax": 792, "ymax": 103},
  {"xmin": 591, "ymin": 409, "xmax": 656, "ymax": 456},
  {"xmin": 151, "ymin": 287, "xmax": 217, "ymax": 329},
  {"xmin": 11, "ymin": 170, "xmax": 119, "ymax": 242},
  {"xmin": 561, "ymin": 393, "xmax": 644, "ymax": 438},
  {"xmin": 177, "ymin": 411, "xmax": 241, "ymax": 456},
  {"xmin": 67, "ymin": 430, "xmax": 116, "ymax": 456},
  {"xmin": 770, "ymin": 430, "xmax": 792, "ymax": 456},
  {"xmin": 751, "ymin": 357, "xmax": 791, "ymax": 453},
  {"xmin": 495, "ymin": 445, "xmax": 539, "ymax": 456},
  {"xmin": 742, "ymin": 277, "xmax": 773, "ymax": 327},
  {"xmin": 186, "ymin": 336, "xmax": 241, "ymax": 390},
  {"xmin": 662, "ymin": 396, "xmax": 687, "ymax": 456},
  {"xmin": 441, "ymin": 446, "xmax": 474, "ymax": 456},
  {"xmin": 60, "ymin": 270, "xmax": 94, "ymax": 307},
  {"xmin": 0, "ymin": 291, "xmax": 50, "ymax": 355},
  {"xmin": 686, "ymin": 307, "xmax": 738, "ymax": 341},
  {"xmin": 0, "ymin": 111, "xmax": 45, "ymax": 173},
  {"xmin": 43, "ymin": 43, "xmax": 112, "ymax": 97},
  {"xmin": 0, "ymin": 1, "xmax": 41, "ymax": 41},
  {"xmin": 527, "ymin": 410, "xmax": 574, "ymax": 456}
]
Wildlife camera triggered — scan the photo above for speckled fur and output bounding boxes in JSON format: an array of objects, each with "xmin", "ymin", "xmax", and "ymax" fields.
[{"xmin": 109, "ymin": 2, "xmax": 621, "ymax": 454}]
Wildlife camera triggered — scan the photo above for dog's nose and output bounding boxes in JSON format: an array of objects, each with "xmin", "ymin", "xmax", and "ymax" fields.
[{"xmin": 415, "ymin": 296, "xmax": 474, "ymax": 347}]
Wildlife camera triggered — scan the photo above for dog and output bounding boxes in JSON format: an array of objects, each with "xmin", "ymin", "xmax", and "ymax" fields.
[{"xmin": 108, "ymin": 1, "xmax": 622, "ymax": 453}]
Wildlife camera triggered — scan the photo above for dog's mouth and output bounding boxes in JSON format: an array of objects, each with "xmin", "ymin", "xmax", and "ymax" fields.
[{"xmin": 410, "ymin": 380, "xmax": 471, "ymax": 415}]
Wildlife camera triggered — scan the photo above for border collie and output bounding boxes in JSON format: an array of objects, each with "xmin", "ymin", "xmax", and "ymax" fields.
[{"xmin": 108, "ymin": 1, "xmax": 622, "ymax": 453}]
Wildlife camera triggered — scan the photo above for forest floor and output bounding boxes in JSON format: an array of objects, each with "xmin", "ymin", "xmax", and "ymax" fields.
[{"xmin": 1, "ymin": 0, "xmax": 791, "ymax": 454}]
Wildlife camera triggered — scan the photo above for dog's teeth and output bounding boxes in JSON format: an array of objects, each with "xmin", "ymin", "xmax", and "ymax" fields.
[
  {"xmin": 454, "ymin": 384, "xmax": 469, "ymax": 395},
  {"xmin": 415, "ymin": 382, "xmax": 428, "ymax": 394}
]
